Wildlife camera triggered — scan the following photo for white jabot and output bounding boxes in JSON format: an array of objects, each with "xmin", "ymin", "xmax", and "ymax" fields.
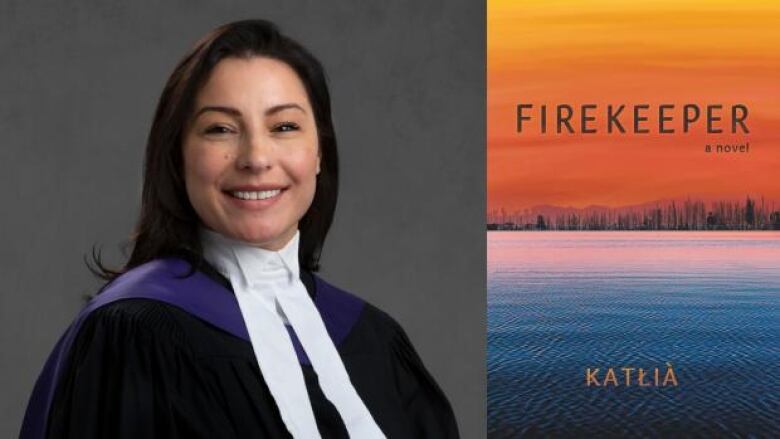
[{"xmin": 200, "ymin": 227, "xmax": 385, "ymax": 439}]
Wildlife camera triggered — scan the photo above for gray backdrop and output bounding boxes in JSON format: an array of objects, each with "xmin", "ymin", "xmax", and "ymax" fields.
[{"xmin": 0, "ymin": 1, "xmax": 485, "ymax": 437}]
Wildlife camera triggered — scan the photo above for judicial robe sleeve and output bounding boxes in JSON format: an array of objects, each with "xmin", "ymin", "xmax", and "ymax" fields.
[
  {"xmin": 386, "ymin": 315, "xmax": 460, "ymax": 439},
  {"xmin": 44, "ymin": 300, "xmax": 230, "ymax": 439}
]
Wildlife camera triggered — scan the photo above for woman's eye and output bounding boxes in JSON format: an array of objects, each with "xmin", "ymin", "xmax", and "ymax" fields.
[
  {"xmin": 204, "ymin": 125, "xmax": 234, "ymax": 135},
  {"xmin": 272, "ymin": 122, "xmax": 300, "ymax": 133}
]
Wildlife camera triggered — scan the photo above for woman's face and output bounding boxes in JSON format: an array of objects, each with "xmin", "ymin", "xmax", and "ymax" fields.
[{"xmin": 183, "ymin": 56, "xmax": 320, "ymax": 250}]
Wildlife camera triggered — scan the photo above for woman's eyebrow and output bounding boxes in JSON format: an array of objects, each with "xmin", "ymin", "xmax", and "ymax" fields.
[
  {"xmin": 265, "ymin": 103, "xmax": 306, "ymax": 116},
  {"xmin": 194, "ymin": 103, "xmax": 306, "ymax": 118},
  {"xmin": 195, "ymin": 105, "xmax": 242, "ymax": 118}
]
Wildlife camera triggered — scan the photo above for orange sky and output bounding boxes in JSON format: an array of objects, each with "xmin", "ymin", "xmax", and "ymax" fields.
[{"xmin": 488, "ymin": 0, "xmax": 780, "ymax": 211}]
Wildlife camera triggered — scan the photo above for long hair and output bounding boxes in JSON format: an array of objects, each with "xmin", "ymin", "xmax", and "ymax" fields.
[{"xmin": 90, "ymin": 19, "xmax": 338, "ymax": 282}]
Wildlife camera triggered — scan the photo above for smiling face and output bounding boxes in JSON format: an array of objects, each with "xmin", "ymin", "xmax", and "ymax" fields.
[{"xmin": 182, "ymin": 56, "xmax": 321, "ymax": 250}]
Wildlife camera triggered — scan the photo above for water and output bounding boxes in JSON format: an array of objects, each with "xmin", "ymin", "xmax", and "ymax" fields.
[{"xmin": 487, "ymin": 232, "xmax": 780, "ymax": 438}]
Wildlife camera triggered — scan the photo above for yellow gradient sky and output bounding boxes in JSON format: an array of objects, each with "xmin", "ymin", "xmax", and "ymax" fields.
[{"xmin": 488, "ymin": 0, "xmax": 780, "ymax": 210}]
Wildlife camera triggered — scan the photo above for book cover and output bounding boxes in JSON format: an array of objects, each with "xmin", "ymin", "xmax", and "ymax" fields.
[{"xmin": 487, "ymin": 1, "xmax": 779, "ymax": 437}]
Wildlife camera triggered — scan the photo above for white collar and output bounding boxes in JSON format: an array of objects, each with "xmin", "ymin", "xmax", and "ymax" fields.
[
  {"xmin": 199, "ymin": 227, "xmax": 300, "ymax": 287},
  {"xmin": 199, "ymin": 226, "xmax": 385, "ymax": 439}
]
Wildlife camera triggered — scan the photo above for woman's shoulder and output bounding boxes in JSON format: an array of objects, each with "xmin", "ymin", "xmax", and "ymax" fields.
[
  {"xmin": 82, "ymin": 297, "xmax": 257, "ymax": 361},
  {"xmin": 310, "ymin": 274, "xmax": 410, "ymax": 343},
  {"xmin": 75, "ymin": 298, "xmax": 192, "ymax": 352},
  {"xmin": 78, "ymin": 257, "xmax": 209, "ymax": 344},
  {"xmin": 84, "ymin": 297, "xmax": 183, "ymax": 328},
  {"xmin": 79, "ymin": 256, "xmax": 246, "ymax": 345},
  {"xmin": 359, "ymin": 300, "xmax": 409, "ymax": 337}
]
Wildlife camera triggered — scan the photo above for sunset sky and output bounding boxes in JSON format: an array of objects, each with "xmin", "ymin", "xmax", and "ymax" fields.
[{"xmin": 488, "ymin": 0, "xmax": 780, "ymax": 211}]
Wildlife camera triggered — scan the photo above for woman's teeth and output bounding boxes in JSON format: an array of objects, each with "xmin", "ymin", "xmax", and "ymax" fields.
[{"xmin": 230, "ymin": 189, "xmax": 282, "ymax": 200}]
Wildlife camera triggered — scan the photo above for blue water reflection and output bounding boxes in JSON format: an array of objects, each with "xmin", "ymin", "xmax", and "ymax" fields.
[{"xmin": 487, "ymin": 232, "xmax": 780, "ymax": 438}]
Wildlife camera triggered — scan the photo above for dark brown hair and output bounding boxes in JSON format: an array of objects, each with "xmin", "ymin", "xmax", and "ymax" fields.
[{"xmin": 90, "ymin": 19, "xmax": 338, "ymax": 282}]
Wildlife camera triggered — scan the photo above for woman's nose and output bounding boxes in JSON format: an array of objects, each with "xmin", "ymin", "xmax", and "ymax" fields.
[{"xmin": 235, "ymin": 133, "xmax": 273, "ymax": 171}]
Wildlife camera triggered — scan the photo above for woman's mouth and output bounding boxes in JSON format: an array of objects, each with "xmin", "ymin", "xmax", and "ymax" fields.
[
  {"xmin": 222, "ymin": 187, "xmax": 287, "ymax": 210},
  {"xmin": 228, "ymin": 189, "xmax": 282, "ymax": 201}
]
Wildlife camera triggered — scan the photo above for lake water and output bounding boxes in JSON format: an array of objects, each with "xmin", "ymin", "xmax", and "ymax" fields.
[{"xmin": 488, "ymin": 232, "xmax": 780, "ymax": 438}]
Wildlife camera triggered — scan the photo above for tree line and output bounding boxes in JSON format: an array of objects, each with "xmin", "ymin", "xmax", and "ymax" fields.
[{"xmin": 487, "ymin": 197, "xmax": 780, "ymax": 231}]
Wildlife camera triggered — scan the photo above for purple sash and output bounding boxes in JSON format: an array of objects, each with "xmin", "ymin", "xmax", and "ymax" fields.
[{"xmin": 19, "ymin": 257, "xmax": 365, "ymax": 439}]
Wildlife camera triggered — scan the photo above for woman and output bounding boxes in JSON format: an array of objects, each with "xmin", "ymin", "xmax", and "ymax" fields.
[{"xmin": 20, "ymin": 19, "xmax": 459, "ymax": 439}]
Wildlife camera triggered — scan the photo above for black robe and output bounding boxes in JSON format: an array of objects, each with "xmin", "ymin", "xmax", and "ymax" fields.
[{"xmin": 27, "ymin": 259, "xmax": 459, "ymax": 438}]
